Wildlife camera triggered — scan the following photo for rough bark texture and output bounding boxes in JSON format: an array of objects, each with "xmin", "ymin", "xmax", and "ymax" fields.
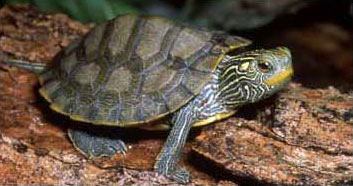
[
  {"xmin": 193, "ymin": 83, "xmax": 353, "ymax": 185},
  {"xmin": 1, "ymin": 4, "xmax": 352, "ymax": 186}
]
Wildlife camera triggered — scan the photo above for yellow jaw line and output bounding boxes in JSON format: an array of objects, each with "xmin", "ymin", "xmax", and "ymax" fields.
[{"xmin": 264, "ymin": 67, "xmax": 293, "ymax": 86}]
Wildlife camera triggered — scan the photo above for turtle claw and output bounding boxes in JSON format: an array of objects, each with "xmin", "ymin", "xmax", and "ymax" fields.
[
  {"xmin": 68, "ymin": 128, "xmax": 127, "ymax": 158},
  {"xmin": 155, "ymin": 155, "xmax": 191, "ymax": 183},
  {"xmin": 158, "ymin": 165, "xmax": 191, "ymax": 183},
  {"xmin": 169, "ymin": 167, "xmax": 191, "ymax": 184}
]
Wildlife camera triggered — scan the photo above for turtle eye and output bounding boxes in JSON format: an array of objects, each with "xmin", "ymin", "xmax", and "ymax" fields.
[{"xmin": 257, "ymin": 60, "xmax": 271, "ymax": 73}]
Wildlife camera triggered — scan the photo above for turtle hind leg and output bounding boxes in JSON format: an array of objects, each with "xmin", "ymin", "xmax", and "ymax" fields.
[{"xmin": 68, "ymin": 128, "xmax": 127, "ymax": 158}]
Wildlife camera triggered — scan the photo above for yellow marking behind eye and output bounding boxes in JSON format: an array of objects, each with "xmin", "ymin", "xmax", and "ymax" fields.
[
  {"xmin": 239, "ymin": 62, "xmax": 250, "ymax": 71},
  {"xmin": 264, "ymin": 67, "xmax": 293, "ymax": 86}
]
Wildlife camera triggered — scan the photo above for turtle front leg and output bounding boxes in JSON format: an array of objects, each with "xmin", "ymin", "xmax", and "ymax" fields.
[
  {"xmin": 68, "ymin": 128, "xmax": 127, "ymax": 158},
  {"xmin": 155, "ymin": 105, "xmax": 195, "ymax": 183}
]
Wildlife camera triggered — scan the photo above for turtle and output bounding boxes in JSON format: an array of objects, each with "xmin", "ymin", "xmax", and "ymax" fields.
[{"xmin": 4, "ymin": 14, "xmax": 293, "ymax": 183}]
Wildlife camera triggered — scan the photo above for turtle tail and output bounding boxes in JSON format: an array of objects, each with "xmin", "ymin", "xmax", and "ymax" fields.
[{"xmin": 1, "ymin": 59, "xmax": 47, "ymax": 74}]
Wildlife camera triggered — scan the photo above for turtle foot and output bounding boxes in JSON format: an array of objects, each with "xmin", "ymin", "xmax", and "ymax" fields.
[
  {"xmin": 155, "ymin": 155, "xmax": 191, "ymax": 183},
  {"xmin": 68, "ymin": 128, "xmax": 127, "ymax": 158}
]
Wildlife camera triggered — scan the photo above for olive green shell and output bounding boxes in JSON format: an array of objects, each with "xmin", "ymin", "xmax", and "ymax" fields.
[{"xmin": 38, "ymin": 14, "xmax": 251, "ymax": 126}]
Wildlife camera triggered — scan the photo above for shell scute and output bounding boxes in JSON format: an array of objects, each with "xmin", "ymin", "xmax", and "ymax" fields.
[
  {"xmin": 136, "ymin": 17, "xmax": 173, "ymax": 60},
  {"xmin": 83, "ymin": 22, "xmax": 107, "ymax": 61},
  {"xmin": 105, "ymin": 14, "xmax": 138, "ymax": 61},
  {"xmin": 170, "ymin": 28, "xmax": 212, "ymax": 60}
]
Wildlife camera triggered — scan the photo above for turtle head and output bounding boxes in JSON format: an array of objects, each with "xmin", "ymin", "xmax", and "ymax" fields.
[{"xmin": 219, "ymin": 47, "xmax": 293, "ymax": 106}]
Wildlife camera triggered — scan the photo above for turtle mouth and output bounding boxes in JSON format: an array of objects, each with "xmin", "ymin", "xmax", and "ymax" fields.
[{"xmin": 264, "ymin": 67, "xmax": 293, "ymax": 86}]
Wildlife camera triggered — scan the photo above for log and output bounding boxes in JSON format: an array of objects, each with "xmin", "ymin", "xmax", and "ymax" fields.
[{"xmin": 193, "ymin": 83, "xmax": 353, "ymax": 185}]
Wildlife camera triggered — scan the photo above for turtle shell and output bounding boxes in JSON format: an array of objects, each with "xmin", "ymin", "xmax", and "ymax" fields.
[{"xmin": 38, "ymin": 14, "xmax": 251, "ymax": 127}]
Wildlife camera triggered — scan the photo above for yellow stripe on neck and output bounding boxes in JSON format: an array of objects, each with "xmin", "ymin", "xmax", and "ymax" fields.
[
  {"xmin": 192, "ymin": 111, "xmax": 236, "ymax": 127},
  {"xmin": 264, "ymin": 67, "xmax": 293, "ymax": 86}
]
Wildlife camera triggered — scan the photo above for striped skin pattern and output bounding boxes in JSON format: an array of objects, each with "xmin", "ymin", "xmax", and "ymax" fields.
[
  {"xmin": 171, "ymin": 47, "xmax": 293, "ymax": 126},
  {"xmin": 155, "ymin": 47, "xmax": 293, "ymax": 182},
  {"xmin": 218, "ymin": 47, "xmax": 293, "ymax": 107},
  {"xmin": 155, "ymin": 102, "xmax": 196, "ymax": 182}
]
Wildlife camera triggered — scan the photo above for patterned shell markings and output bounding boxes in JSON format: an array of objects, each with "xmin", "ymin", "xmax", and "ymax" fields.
[{"xmin": 38, "ymin": 14, "xmax": 250, "ymax": 127}]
